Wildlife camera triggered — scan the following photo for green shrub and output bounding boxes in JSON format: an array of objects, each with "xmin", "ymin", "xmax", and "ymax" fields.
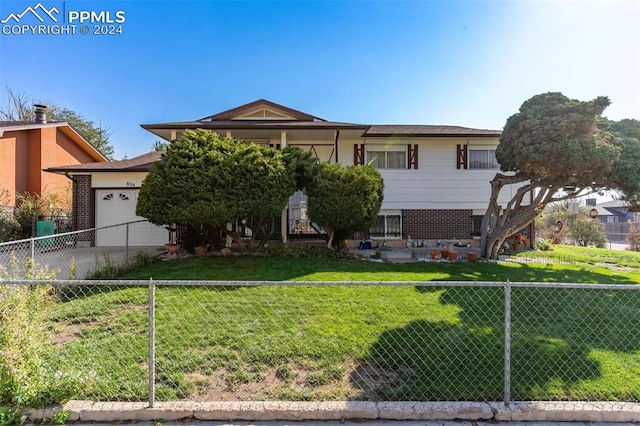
[
  {"xmin": 627, "ymin": 220, "xmax": 640, "ymax": 252},
  {"xmin": 0, "ymin": 255, "xmax": 94, "ymax": 408},
  {"xmin": 567, "ymin": 214, "xmax": 607, "ymax": 248},
  {"xmin": 12, "ymin": 192, "xmax": 69, "ymax": 239},
  {"xmin": 0, "ymin": 214, "xmax": 21, "ymax": 243},
  {"xmin": 86, "ymin": 251, "xmax": 157, "ymax": 280},
  {"xmin": 0, "ymin": 406, "xmax": 20, "ymax": 426},
  {"xmin": 261, "ymin": 244, "xmax": 354, "ymax": 259},
  {"xmin": 536, "ymin": 239, "xmax": 552, "ymax": 251}
]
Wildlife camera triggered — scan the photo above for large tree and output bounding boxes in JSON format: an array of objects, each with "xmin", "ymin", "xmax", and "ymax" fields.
[
  {"xmin": 306, "ymin": 162, "xmax": 384, "ymax": 249},
  {"xmin": 481, "ymin": 92, "xmax": 640, "ymax": 259},
  {"xmin": 0, "ymin": 87, "xmax": 114, "ymax": 159},
  {"xmin": 136, "ymin": 129, "xmax": 297, "ymax": 251}
]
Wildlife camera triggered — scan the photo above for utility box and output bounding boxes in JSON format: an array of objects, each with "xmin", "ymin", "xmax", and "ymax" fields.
[{"xmin": 36, "ymin": 220, "xmax": 55, "ymax": 247}]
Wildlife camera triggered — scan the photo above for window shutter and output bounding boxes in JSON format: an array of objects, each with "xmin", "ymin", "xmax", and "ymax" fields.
[
  {"xmin": 407, "ymin": 144, "xmax": 418, "ymax": 169},
  {"xmin": 354, "ymin": 144, "xmax": 365, "ymax": 165},
  {"xmin": 457, "ymin": 144, "xmax": 468, "ymax": 169}
]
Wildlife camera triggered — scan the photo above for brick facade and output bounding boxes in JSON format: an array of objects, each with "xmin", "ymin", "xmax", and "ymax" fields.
[
  {"xmin": 72, "ymin": 175, "xmax": 93, "ymax": 230},
  {"xmin": 402, "ymin": 209, "xmax": 473, "ymax": 240}
]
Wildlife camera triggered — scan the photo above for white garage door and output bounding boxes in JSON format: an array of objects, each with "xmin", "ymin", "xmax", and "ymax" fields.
[{"xmin": 95, "ymin": 189, "xmax": 167, "ymax": 246}]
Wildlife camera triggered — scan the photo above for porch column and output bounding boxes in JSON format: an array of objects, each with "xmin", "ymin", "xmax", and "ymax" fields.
[
  {"xmin": 334, "ymin": 129, "xmax": 339, "ymax": 163},
  {"xmin": 226, "ymin": 131, "xmax": 232, "ymax": 138},
  {"xmin": 281, "ymin": 131, "xmax": 288, "ymax": 243},
  {"xmin": 170, "ymin": 131, "xmax": 177, "ymax": 141}
]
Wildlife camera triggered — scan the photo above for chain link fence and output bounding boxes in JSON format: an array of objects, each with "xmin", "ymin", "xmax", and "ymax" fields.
[
  {"xmin": 0, "ymin": 221, "xmax": 163, "ymax": 279},
  {"xmin": 3, "ymin": 279, "xmax": 640, "ymax": 408}
]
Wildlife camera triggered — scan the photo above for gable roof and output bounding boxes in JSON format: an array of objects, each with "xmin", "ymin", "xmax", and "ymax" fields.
[
  {"xmin": 142, "ymin": 99, "xmax": 501, "ymax": 140},
  {"xmin": 0, "ymin": 121, "xmax": 108, "ymax": 162},
  {"xmin": 46, "ymin": 151, "xmax": 161, "ymax": 174},
  {"xmin": 200, "ymin": 99, "xmax": 323, "ymax": 122}
]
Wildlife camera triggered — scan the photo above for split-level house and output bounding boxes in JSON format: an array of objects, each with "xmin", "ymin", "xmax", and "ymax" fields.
[{"xmin": 47, "ymin": 99, "xmax": 518, "ymax": 247}]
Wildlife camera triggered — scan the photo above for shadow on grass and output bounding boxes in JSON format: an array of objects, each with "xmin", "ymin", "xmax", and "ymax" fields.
[
  {"xmin": 352, "ymin": 283, "xmax": 640, "ymax": 401},
  {"xmin": 122, "ymin": 256, "xmax": 639, "ymax": 284}
]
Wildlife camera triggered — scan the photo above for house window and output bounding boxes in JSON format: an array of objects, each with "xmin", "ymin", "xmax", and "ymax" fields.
[
  {"xmin": 469, "ymin": 149, "xmax": 499, "ymax": 169},
  {"xmin": 472, "ymin": 215, "xmax": 484, "ymax": 237},
  {"xmin": 366, "ymin": 150, "xmax": 406, "ymax": 169},
  {"xmin": 370, "ymin": 214, "xmax": 402, "ymax": 238}
]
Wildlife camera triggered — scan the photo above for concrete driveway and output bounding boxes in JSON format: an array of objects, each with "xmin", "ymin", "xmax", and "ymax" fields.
[{"xmin": 0, "ymin": 244, "xmax": 165, "ymax": 279}]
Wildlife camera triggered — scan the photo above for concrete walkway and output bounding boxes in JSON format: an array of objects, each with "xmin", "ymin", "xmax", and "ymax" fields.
[
  {"xmin": 50, "ymin": 422, "xmax": 640, "ymax": 426},
  {"xmin": 24, "ymin": 401, "xmax": 640, "ymax": 424}
]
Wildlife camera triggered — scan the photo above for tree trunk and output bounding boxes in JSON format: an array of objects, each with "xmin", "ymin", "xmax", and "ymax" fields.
[
  {"xmin": 480, "ymin": 173, "xmax": 543, "ymax": 259},
  {"xmin": 326, "ymin": 228, "xmax": 335, "ymax": 249},
  {"xmin": 479, "ymin": 172, "xmax": 590, "ymax": 259}
]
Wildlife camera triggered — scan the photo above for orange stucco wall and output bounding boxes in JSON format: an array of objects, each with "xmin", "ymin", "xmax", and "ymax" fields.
[{"xmin": 0, "ymin": 126, "xmax": 97, "ymax": 207}]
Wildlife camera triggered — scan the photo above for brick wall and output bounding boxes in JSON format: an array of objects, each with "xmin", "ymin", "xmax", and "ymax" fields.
[
  {"xmin": 402, "ymin": 209, "xmax": 473, "ymax": 239},
  {"xmin": 73, "ymin": 175, "xmax": 92, "ymax": 230}
]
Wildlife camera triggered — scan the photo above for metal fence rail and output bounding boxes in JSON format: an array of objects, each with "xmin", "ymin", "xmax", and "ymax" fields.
[
  {"xmin": 2, "ymin": 279, "xmax": 640, "ymax": 408},
  {"xmin": 0, "ymin": 221, "xmax": 162, "ymax": 279}
]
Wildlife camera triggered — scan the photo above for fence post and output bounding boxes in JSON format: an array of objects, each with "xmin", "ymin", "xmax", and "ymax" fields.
[
  {"xmin": 30, "ymin": 237, "xmax": 35, "ymax": 262},
  {"xmin": 148, "ymin": 279, "xmax": 156, "ymax": 408},
  {"xmin": 125, "ymin": 223, "xmax": 130, "ymax": 263},
  {"xmin": 504, "ymin": 279, "xmax": 511, "ymax": 407}
]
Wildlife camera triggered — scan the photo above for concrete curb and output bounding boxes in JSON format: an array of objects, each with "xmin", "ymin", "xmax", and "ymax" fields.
[{"xmin": 23, "ymin": 400, "xmax": 640, "ymax": 423}]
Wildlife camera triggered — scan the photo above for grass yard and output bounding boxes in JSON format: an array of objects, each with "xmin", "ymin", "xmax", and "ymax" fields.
[{"xmin": 46, "ymin": 246, "xmax": 640, "ymax": 403}]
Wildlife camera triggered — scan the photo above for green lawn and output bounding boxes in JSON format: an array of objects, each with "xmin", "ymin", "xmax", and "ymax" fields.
[{"xmin": 46, "ymin": 246, "xmax": 640, "ymax": 402}]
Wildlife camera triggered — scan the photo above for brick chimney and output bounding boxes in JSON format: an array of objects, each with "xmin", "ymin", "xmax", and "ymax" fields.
[{"xmin": 34, "ymin": 104, "xmax": 47, "ymax": 123}]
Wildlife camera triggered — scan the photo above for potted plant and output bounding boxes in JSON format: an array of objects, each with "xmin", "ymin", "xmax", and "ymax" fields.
[
  {"xmin": 193, "ymin": 225, "xmax": 209, "ymax": 258},
  {"xmin": 467, "ymin": 251, "xmax": 478, "ymax": 262},
  {"xmin": 449, "ymin": 251, "xmax": 458, "ymax": 261},
  {"xmin": 164, "ymin": 225, "xmax": 180, "ymax": 258},
  {"xmin": 513, "ymin": 234, "xmax": 528, "ymax": 251}
]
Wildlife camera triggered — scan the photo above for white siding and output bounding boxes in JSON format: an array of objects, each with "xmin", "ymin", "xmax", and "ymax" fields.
[{"xmin": 338, "ymin": 138, "xmax": 517, "ymax": 211}]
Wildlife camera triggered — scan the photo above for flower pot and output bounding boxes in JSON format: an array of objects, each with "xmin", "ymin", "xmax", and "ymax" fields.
[
  {"xmin": 467, "ymin": 252, "xmax": 478, "ymax": 262},
  {"xmin": 195, "ymin": 245, "xmax": 208, "ymax": 258},
  {"xmin": 220, "ymin": 247, "xmax": 231, "ymax": 257},
  {"xmin": 430, "ymin": 251, "xmax": 439, "ymax": 260},
  {"xmin": 512, "ymin": 243, "xmax": 521, "ymax": 251},
  {"xmin": 449, "ymin": 251, "xmax": 458, "ymax": 262},
  {"xmin": 440, "ymin": 249, "xmax": 449, "ymax": 259},
  {"xmin": 165, "ymin": 243, "xmax": 180, "ymax": 259}
]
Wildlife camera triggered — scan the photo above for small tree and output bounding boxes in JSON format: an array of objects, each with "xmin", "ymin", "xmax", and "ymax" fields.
[
  {"xmin": 480, "ymin": 92, "xmax": 640, "ymax": 259},
  {"xmin": 627, "ymin": 220, "xmax": 640, "ymax": 251},
  {"xmin": 567, "ymin": 214, "xmax": 607, "ymax": 248},
  {"xmin": 306, "ymin": 163, "xmax": 384, "ymax": 249}
]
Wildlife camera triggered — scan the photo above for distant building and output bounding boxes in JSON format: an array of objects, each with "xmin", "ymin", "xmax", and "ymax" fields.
[
  {"xmin": 593, "ymin": 200, "xmax": 640, "ymax": 224},
  {"xmin": 592, "ymin": 199, "xmax": 639, "ymax": 243},
  {"xmin": 0, "ymin": 105, "xmax": 108, "ymax": 208}
]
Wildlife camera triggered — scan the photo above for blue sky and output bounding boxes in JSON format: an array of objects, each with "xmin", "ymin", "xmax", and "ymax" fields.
[{"xmin": 1, "ymin": 0, "xmax": 638, "ymax": 159}]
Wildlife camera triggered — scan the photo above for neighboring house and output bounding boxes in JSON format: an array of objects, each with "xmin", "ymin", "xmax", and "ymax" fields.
[
  {"xmin": 592, "ymin": 199, "xmax": 640, "ymax": 243},
  {"xmin": 0, "ymin": 106, "xmax": 108, "ymax": 210},
  {"xmin": 48, "ymin": 99, "xmax": 517, "ymax": 247},
  {"xmin": 593, "ymin": 199, "xmax": 640, "ymax": 224}
]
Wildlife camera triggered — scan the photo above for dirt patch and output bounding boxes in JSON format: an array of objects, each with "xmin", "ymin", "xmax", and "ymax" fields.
[{"xmin": 181, "ymin": 359, "xmax": 385, "ymax": 401}]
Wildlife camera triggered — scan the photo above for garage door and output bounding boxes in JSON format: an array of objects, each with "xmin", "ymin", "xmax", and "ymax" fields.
[{"xmin": 95, "ymin": 189, "xmax": 167, "ymax": 246}]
